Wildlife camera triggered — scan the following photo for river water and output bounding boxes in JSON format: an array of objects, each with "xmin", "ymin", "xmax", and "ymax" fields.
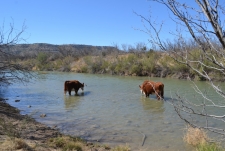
[{"xmin": 1, "ymin": 72, "xmax": 223, "ymax": 150}]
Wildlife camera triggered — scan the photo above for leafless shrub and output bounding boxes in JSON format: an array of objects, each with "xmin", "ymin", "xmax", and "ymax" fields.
[{"xmin": 0, "ymin": 20, "xmax": 34, "ymax": 86}]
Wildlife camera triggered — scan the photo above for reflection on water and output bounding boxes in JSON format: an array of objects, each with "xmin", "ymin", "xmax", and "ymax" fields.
[
  {"xmin": 64, "ymin": 95, "xmax": 82, "ymax": 109},
  {"xmin": 140, "ymin": 97, "xmax": 164, "ymax": 114},
  {"xmin": 2, "ymin": 72, "xmax": 221, "ymax": 151},
  {"xmin": 63, "ymin": 91, "xmax": 91, "ymax": 109}
]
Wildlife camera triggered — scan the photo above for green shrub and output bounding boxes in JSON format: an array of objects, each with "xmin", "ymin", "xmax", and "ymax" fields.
[
  {"xmin": 37, "ymin": 52, "xmax": 48, "ymax": 65},
  {"xmin": 101, "ymin": 60, "xmax": 110, "ymax": 70},
  {"xmin": 130, "ymin": 64, "xmax": 142, "ymax": 75},
  {"xmin": 142, "ymin": 57, "xmax": 156, "ymax": 73},
  {"xmin": 159, "ymin": 55, "xmax": 173, "ymax": 68},
  {"xmin": 80, "ymin": 66, "xmax": 88, "ymax": 73},
  {"xmin": 83, "ymin": 56, "xmax": 93, "ymax": 66},
  {"xmin": 114, "ymin": 62, "xmax": 124, "ymax": 74},
  {"xmin": 196, "ymin": 143, "xmax": 223, "ymax": 151}
]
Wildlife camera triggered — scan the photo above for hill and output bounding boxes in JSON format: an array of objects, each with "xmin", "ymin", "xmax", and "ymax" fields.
[{"xmin": 8, "ymin": 43, "xmax": 121, "ymax": 58}]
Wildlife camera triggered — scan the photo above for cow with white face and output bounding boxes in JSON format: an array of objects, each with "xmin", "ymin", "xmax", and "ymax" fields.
[{"xmin": 139, "ymin": 80, "xmax": 164, "ymax": 100}]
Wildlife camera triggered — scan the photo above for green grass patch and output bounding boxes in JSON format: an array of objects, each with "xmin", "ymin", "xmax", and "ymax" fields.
[{"xmin": 196, "ymin": 142, "xmax": 224, "ymax": 151}]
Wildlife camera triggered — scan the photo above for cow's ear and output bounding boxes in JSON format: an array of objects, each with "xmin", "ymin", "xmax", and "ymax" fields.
[
  {"xmin": 139, "ymin": 85, "xmax": 141, "ymax": 88},
  {"xmin": 83, "ymin": 83, "xmax": 84, "ymax": 86}
]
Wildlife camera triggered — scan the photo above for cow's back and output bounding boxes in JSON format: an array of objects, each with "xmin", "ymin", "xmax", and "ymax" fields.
[
  {"xmin": 71, "ymin": 80, "xmax": 83, "ymax": 88},
  {"xmin": 140, "ymin": 80, "xmax": 154, "ymax": 93},
  {"xmin": 142, "ymin": 81, "xmax": 155, "ymax": 96},
  {"xmin": 64, "ymin": 80, "xmax": 84, "ymax": 95},
  {"xmin": 141, "ymin": 80, "xmax": 164, "ymax": 99}
]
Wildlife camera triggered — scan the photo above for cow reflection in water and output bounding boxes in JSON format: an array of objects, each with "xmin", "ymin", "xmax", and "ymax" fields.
[
  {"xmin": 64, "ymin": 95, "xmax": 82, "ymax": 109},
  {"xmin": 64, "ymin": 80, "xmax": 85, "ymax": 96},
  {"xmin": 140, "ymin": 97, "xmax": 165, "ymax": 113},
  {"xmin": 139, "ymin": 80, "xmax": 164, "ymax": 100}
]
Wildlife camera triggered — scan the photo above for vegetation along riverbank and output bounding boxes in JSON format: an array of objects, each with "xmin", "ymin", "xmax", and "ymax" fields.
[{"xmin": 8, "ymin": 42, "xmax": 225, "ymax": 82}]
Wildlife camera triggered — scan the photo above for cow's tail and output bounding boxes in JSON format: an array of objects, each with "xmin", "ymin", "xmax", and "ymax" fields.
[{"xmin": 64, "ymin": 81, "xmax": 69, "ymax": 95}]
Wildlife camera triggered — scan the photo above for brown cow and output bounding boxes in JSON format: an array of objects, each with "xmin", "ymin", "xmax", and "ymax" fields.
[
  {"xmin": 64, "ymin": 80, "xmax": 85, "ymax": 95},
  {"xmin": 139, "ymin": 80, "xmax": 164, "ymax": 100}
]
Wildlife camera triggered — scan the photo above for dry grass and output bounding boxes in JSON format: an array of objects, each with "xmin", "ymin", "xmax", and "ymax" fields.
[
  {"xmin": 48, "ymin": 136, "xmax": 83, "ymax": 151},
  {"xmin": 183, "ymin": 125, "xmax": 224, "ymax": 151},
  {"xmin": 0, "ymin": 137, "xmax": 33, "ymax": 151},
  {"xmin": 183, "ymin": 125, "xmax": 208, "ymax": 146},
  {"xmin": 111, "ymin": 144, "xmax": 131, "ymax": 151}
]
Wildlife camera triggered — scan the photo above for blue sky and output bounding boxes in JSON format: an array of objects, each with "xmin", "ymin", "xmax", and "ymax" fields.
[{"xmin": 1, "ymin": 0, "xmax": 189, "ymax": 47}]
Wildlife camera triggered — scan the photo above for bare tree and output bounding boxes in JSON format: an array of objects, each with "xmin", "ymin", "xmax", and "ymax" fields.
[
  {"xmin": 0, "ymin": 21, "xmax": 33, "ymax": 86},
  {"xmin": 121, "ymin": 43, "xmax": 128, "ymax": 51},
  {"xmin": 136, "ymin": 0, "xmax": 225, "ymax": 139},
  {"xmin": 135, "ymin": 42, "xmax": 147, "ymax": 53}
]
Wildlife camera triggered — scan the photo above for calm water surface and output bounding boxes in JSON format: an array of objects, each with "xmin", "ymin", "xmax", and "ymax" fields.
[{"xmin": 1, "ymin": 72, "xmax": 221, "ymax": 150}]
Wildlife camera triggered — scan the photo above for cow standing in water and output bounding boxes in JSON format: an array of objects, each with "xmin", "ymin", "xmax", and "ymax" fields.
[
  {"xmin": 64, "ymin": 80, "xmax": 85, "ymax": 95},
  {"xmin": 139, "ymin": 80, "xmax": 164, "ymax": 100}
]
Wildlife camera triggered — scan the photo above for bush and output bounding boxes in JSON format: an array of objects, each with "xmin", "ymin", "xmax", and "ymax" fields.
[
  {"xmin": 83, "ymin": 56, "xmax": 93, "ymax": 66},
  {"xmin": 114, "ymin": 61, "xmax": 124, "ymax": 74},
  {"xmin": 131, "ymin": 64, "xmax": 142, "ymax": 75},
  {"xmin": 37, "ymin": 52, "xmax": 48, "ymax": 65},
  {"xmin": 80, "ymin": 66, "xmax": 88, "ymax": 73},
  {"xmin": 183, "ymin": 126, "xmax": 208, "ymax": 146}
]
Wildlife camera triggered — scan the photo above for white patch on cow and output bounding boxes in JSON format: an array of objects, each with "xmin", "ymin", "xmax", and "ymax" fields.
[{"xmin": 140, "ymin": 89, "xmax": 145, "ymax": 95}]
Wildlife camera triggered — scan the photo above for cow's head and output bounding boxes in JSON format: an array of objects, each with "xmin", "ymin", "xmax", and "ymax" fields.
[
  {"xmin": 80, "ymin": 83, "xmax": 85, "ymax": 91},
  {"xmin": 139, "ymin": 85, "xmax": 144, "ymax": 94}
]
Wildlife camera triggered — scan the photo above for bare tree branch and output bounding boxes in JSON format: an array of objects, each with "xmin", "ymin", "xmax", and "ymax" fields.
[
  {"xmin": 139, "ymin": 0, "xmax": 225, "ymax": 140},
  {"xmin": 0, "ymin": 20, "xmax": 33, "ymax": 86}
]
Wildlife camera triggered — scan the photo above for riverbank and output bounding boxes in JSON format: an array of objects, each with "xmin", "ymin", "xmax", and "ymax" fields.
[
  {"xmin": 20, "ymin": 52, "xmax": 206, "ymax": 81},
  {"xmin": 0, "ymin": 98, "xmax": 129, "ymax": 151}
]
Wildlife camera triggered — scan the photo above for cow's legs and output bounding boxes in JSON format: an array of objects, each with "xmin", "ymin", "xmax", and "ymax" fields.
[
  {"xmin": 75, "ymin": 90, "xmax": 78, "ymax": 95},
  {"xmin": 157, "ymin": 95, "xmax": 160, "ymax": 100},
  {"xmin": 158, "ymin": 91, "xmax": 164, "ymax": 100},
  {"xmin": 156, "ymin": 90, "xmax": 161, "ymax": 100}
]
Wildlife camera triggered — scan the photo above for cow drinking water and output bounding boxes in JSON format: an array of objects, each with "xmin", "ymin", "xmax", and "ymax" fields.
[
  {"xmin": 139, "ymin": 80, "xmax": 164, "ymax": 100},
  {"xmin": 64, "ymin": 80, "xmax": 85, "ymax": 95}
]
